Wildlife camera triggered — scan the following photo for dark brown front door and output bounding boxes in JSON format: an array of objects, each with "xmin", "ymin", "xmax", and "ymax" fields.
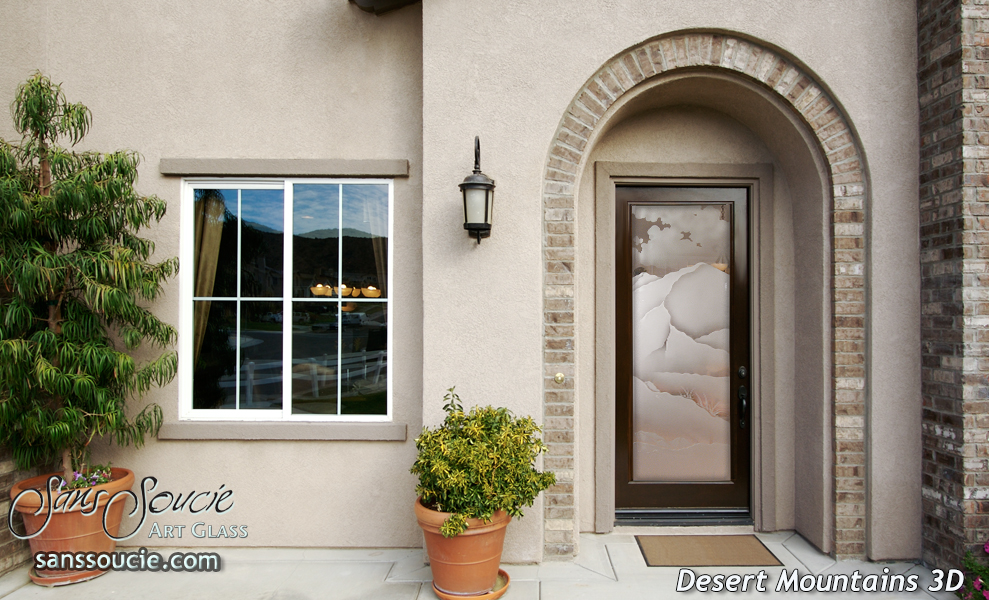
[{"xmin": 615, "ymin": 184, "xmax": 751, "ymax": 522}]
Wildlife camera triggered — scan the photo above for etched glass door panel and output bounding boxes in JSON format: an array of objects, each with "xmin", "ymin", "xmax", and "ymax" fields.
[{"xmin": 629, "ymin": 197, "xmax": 736, "ymax": 481}]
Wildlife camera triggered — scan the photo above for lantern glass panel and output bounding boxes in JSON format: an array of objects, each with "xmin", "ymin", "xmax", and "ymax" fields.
[{"xmin": 464, "ymin": 187, "xmax": 488, "ymax": 224}]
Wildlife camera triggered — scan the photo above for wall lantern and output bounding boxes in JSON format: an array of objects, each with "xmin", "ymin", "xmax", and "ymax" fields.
[{"xmin": 460, "ymin": 136, "xmax": 495, "ymax": 244}]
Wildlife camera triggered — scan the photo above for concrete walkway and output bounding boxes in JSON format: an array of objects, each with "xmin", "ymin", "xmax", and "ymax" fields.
[{"xmin": 0, "ymin": 531, "xmax": 959, "ymax": 599}]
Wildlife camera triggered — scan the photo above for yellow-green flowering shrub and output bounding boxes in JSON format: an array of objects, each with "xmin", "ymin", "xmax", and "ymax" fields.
[{"xmin": 411, "ymin": 388, "xmax": 556, "ymax": 537}]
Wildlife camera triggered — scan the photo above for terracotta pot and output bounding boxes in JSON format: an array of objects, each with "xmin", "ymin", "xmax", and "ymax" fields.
[
  {"xmin": 10, "ymin": 468, "xmax": 135, "ymax": 586},
  {"xmin": 414, "ymin": 497, "xmax": 511, "ymax": 596}
]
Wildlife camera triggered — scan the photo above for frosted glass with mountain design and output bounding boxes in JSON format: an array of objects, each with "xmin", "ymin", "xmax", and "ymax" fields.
[{"xmin": 630, "ymin": 202, "xmax": 732, "ymax": 482}]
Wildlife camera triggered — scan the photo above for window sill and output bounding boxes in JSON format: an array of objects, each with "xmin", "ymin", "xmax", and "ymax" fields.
[{"xmin": 158, "ymin": 421, "xmax": 407, "ymax": 441}]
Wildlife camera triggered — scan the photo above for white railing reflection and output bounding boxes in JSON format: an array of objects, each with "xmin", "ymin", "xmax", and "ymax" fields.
[{"xmin": 216, "ymin": 351, "xmax": 387, "ymax": 410}]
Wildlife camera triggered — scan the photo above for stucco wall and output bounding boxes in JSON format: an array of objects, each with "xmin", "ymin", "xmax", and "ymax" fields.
[
  {"xmin": 421, "ymin": 0, "xmax": 919, "ymax": 561},
  {"xmin": 0, "ymin": 1, "xmax": 426, "ymax": 549}
]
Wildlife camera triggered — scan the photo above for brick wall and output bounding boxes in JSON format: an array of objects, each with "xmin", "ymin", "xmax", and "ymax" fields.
[
  {"xmin": 0, "ymin": 449, "xmax": 35, "ymax": 576},
  {"xmin": 918, "ymin": 0, "xmax": 989, "ymax": 571}
]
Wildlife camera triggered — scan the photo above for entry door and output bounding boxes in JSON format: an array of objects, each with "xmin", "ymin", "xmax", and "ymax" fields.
[{"xmin": 615, "ymin": 185, "xmax": 751, "ymax": 521}]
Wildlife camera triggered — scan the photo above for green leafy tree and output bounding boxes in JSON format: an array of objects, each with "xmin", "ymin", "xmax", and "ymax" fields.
[{"xmin": 0, "ymin": 73, "xmax": 177, "ymax": 482}]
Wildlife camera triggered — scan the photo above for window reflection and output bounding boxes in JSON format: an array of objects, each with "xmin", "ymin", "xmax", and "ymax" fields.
[
  {"xmin": 239, "ymin": 301, "xmax": 283, "ymax": 410},
  {"xmin": 342, "ymin": 184, "xmax": 388, "ymax": 298},
  {"xmin": 190, "ymin": 182, "xmax": 389, "ymax": 417},
  {"xmin": 291, "ymin": 301, "xmax": 339, "ymax": 415},
  {"xmin": 240, "ymin": 189, "xmax": 284, "ymax": 298},
  {"xmin": 289, "ymin": 301, "xmax": 387, "ymax": 415},
  {"xmin": 341, "ymin": 302, "xmax": 387, "ymax": 415},
  {"xmin": 192, "ymin": 300, "xmax": 236, "ymax": 409},
  {"xmin": 193, "ymin": 189, "xmax": 237, "ymax": 298},
  {"xmin": 294, "ymin": 184, "xmax": 339, "ymax": 299}
]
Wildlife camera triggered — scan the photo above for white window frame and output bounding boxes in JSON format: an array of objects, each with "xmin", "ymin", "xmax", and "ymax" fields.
[{"xmin": 178, "ymin": 178, "xmax": 394, "ymax": 422}]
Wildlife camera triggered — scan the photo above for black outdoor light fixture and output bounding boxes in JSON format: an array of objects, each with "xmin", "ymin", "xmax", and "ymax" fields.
[{"xmin": 460, "ymin": 136, "xmax": 495, "ymax": 243}]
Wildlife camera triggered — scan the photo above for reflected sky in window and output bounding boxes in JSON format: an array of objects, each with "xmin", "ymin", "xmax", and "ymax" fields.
[
  {"xmin": 294, "ymin": 184, "xmax": 340, "ymax": 237},
  {"xmin": 241, "ymin": 189, "xmax": 284, "ymax": 233},
  {"xmin": 342, "ymin": 185, "xmax": 388, "ymax": 238}
]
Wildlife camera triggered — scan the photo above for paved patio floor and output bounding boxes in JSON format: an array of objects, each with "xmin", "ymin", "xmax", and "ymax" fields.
[{"xmin": 0, "ymin": 530, "xmax": 959, "ymax": 599}]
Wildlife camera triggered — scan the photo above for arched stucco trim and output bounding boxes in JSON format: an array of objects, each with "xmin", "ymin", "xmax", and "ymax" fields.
[{"xmin": 539, "ymin": 31, "xmax": 869, "ymax": 560}]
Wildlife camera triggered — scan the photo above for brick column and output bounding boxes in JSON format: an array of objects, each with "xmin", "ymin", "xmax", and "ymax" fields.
[
  {"xmin": 0, "ymin": 450, "xmax": 34, "ymax": 576},
  {"xmin": 918, "ymin": 0, "xmax": 989, "ymax": 570},
  {"xmin": 543, "ymin": 187, "xmax": 578, "ymax": 558}
]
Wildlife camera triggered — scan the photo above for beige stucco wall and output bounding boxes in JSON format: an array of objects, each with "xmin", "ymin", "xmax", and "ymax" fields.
[
  {"xmin": 0, "ymin": 1, "xmax": 426, "ymax": 549},
  {"xmin": 422, "ymin": 0, "xmax": 920, "ymax": 561},
  {"xmin": 1, "ymin": 0, "xmax": 922, "ymax": 562}
]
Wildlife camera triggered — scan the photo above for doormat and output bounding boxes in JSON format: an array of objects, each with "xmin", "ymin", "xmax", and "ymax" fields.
[{"xmin": 635, "ymin": 535, "xmax": 782, "ymax": 567}]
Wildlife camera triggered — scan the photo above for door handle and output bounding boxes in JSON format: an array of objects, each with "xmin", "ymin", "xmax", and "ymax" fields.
[{"xmin": 737, "ymin": 385, "xmax": 748, "ymax": 429}]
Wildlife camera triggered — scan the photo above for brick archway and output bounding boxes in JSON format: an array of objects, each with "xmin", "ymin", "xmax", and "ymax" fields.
[{"xmin": 540, "ymin": 32, "xmax": 868, "ymax": 560}]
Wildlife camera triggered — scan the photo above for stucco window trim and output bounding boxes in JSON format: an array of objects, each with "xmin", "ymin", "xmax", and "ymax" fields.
[
  {"xmin": 157, "ymin": 420, "xmax": 407, "ymax": 441},
  {"xmin": 159, "ymin": 158, "xmax": 409, "ymax": 178}
]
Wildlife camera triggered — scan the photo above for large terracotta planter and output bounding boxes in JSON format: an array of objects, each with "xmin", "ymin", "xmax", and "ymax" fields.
[
  {"xmin": 10, "ymin": 467, "xmax": 135, "ymax": 586},
  {"xmin": 414, "ymin": 497, "xmax": 511, "ymax": 596}
]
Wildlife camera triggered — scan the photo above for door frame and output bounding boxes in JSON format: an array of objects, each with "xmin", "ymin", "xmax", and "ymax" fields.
[{"xmin": 593, "ymin": 161, "xmax": 773, "ymax": 532}]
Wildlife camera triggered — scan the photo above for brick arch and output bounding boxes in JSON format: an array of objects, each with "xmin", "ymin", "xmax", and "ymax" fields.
[{"xmin": 540, "ymin": 32, "xmax": 868, "ymax": 560}]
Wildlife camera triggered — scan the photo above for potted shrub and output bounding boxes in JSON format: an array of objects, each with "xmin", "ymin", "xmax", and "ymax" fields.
[
  {"xmin": 410, "ymin": 388, "xmax": 556, "ymax": 599},
  {"xmin": 0, "ymin": 73, "xmax": 177, "ymax": 585}
]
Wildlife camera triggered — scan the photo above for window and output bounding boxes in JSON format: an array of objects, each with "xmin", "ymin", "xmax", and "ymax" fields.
[{"xmin": 181, "ymin": 179, "xmax": 391, "ymax": 421}]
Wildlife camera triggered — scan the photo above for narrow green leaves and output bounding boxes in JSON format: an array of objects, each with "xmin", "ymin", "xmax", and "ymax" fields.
[
  {"xmin": 12, "ymin": 73, "xmax": 91, "ymax": 147},
  {"xmin": 0, "ymin": 73, "xmax": 177, "ymax": 472}
]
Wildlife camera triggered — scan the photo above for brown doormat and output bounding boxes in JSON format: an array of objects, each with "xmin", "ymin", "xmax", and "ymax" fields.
[{"xmin": 636, "ymin": 535, "xmax": 782, "ymax": 567}]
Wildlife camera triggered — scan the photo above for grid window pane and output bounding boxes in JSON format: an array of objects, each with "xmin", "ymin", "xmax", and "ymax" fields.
[
  {"xmin": 342, "ymin": 184, "xmax": 388, "ymax": 298},
  {"xmin": 189, "ymin": 181, "xmax": 389, "ymax": 419},
  {"xmin": 239, "ymin": 301, "xmax": 283, "ymax": 410},
  {"xmin": 340, "ymin": 302, "xmax": 387, "ymax": 415},
  {"xmin": 193, "ymin": 189, "xmax": 238, "ymax": 298},
  {"xmin": 192, "ymin": 300, "xmax": 236, "ymax": 409},
  {"xmin": 293, "ymin": 184, "xmax": 340, "ymax": 299},
  {"xmin": 240, "ymin": 189, "xmax": 284, "ymax": 298},
  {"xmin": 291, "ymin": 301, "xmax": 339, "ymax": 415}
]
